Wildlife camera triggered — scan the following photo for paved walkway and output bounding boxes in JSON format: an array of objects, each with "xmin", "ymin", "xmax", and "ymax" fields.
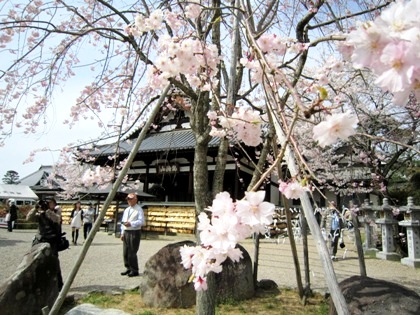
[{"xmin": 1, "ymin": 226, "xmax": 419, "ymax": 296}]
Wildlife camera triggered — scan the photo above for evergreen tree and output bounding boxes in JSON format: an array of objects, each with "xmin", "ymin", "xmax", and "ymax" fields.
[{"xmin": 2, "ymin": 170, "xmax": 20, "ymax": 184}]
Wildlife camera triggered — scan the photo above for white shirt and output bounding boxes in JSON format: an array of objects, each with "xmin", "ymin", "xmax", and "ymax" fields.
[{"xmin": 120, "ymin": 204, "xmax": 144, "ymax": 235}]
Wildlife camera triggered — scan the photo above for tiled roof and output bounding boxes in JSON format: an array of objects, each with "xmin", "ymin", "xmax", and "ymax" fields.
[
  {"xmin": 20, "ymin": 165, "xmax": 53, "ymax": 186},
  {"xmin": 92, "ymin": 129, "xmax": 220, "ymax": 157}
]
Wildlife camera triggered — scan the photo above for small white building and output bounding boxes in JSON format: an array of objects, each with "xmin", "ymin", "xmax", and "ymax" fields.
[{"xmin": 0, "ymin": 184, "xmax": 39, "ymax": 206}]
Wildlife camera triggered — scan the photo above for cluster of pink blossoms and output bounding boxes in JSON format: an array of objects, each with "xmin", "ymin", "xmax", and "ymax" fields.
[
  {"xmin": 149, "ymin": 35, "xmax": 220, "ymax": 90},
  {"xmin": 240, "ymin": 34, "xmax": 306, "ymax": 84},
  {"xmin": 53, "ymin": 163, "xmax": 115, "ymax": 197},
  {"xmin": 126, "ymin": 7, "xmax": 220, "ymax": 91},
  {"xmin": 180, "ymin": 191, "xmax": 275, "ymax": 291},
  {"xmin": 345, "ymin": 0, "xmax": 420, "ymax": 105},
  {"xmin": 208, "ymin": 107, "xmax": 263, "ymax": 147},
  {"xmin": 279, "ymin": 180, "xmax": 309, "ymax": 200},
  {"xmin": 239, "ymin": 33, "xmax": 359, "ymax": 149}
]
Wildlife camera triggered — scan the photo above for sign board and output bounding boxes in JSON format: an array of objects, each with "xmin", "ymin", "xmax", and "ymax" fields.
[{"xmin": 156, "ymin": 163, "xmax": 179, "ymax": 174}]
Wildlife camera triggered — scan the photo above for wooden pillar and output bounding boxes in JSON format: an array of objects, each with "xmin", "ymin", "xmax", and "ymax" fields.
[
  {"xmin": 144, "ymin": 162, "xmax": 150, "ymax": 193},
  {"xmin": 234, "ymin": 168, "xmax": 239, "ymax": 199},
  {"xmin": 113, "ymin": 199, "xmax": 120, "ymax": 237},
  {"xmin": 188, "ymin": 160, "xmax": 193, "ymax": 201}
]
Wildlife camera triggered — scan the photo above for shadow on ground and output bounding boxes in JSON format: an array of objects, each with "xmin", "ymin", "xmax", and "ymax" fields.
[{"xmin": 0, "ymin": 239, "xmax": 27, "ymax": 247}]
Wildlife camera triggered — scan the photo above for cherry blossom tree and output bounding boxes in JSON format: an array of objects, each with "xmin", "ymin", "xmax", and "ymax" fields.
[
  {"xmin": 1, "ymin": 1, "xmax": 419, "ymax": 315},
  {"xmin": 300, "ymin": 69, "xmax": 419, "ymax": 202}
]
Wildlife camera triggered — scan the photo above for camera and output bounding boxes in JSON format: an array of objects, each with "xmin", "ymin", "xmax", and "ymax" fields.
[{"xmin": 37, "ymin": 200, "xmax": 49, "ymax": 211}]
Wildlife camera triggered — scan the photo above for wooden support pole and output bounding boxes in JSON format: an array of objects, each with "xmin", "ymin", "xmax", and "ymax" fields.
[
  {"xmin": 48, "ymin": 84, "xmax": 171, "ymax": 315},
  {"xmin": 270, "ymin": 114, "xmax": 349, "ymax": 315}
]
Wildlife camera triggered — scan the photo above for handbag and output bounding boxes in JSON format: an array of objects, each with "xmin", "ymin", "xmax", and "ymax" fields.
[
  {"xmin": 5, "ymin": 213, "xmax": 11, "ymax": 222},
  {"xmin": 339, "ymin": 232, "xmax": 345, "ymax": 248},
  {"xmin": 58, "ymin": 232, "xmax": 70, "ymax": 251}
]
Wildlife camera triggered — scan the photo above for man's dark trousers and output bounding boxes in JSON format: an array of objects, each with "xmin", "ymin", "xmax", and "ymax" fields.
[{"xmin": 123, "ymin": 230, "xmax": 141, "ymax": 273}]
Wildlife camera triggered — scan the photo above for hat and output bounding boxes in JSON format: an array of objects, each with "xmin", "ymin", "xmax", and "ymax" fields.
[{"xmin": 126, "ymin": 193, "xmax": 137, "ymax": 200}]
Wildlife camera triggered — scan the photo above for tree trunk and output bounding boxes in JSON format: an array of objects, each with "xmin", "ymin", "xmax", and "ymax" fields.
[
  {"xmin": 248, "ymin": 136, "xmax": 272, "ymax": 190},
  {"xmin": 212, "ymin": 137, "xmax": 229, "ymax": 196},
  {"xmin": 352, "ymin": 212, "xmax": 367, "ymax": 277},
  {"xmin": 193, "ymin": 137, "xmax": 215, "ymax": 315},
  {"xmin": 193, "ymin": 134, "xmax": 210, "ymax": 217},
  {"xmin": 196, "ymin": 273, "xmax": 216, "ymax": 315},
  {"xmin": 248, "ymin": 136, "xmax": 272, "ymax": 285},
  {"xmin": 284, "ymin": 198, "xmax": 304, "ymax": 298},
  {"xmin": 190, "ymin": 91, "xmax": 215, "ymax": 314},
  {"xmin": 193, "ymin": 128, "xmax": 215, "ymax": 315},
  {"xmin": 211, "ymin": 0, "xmax": 240, "ymax": 196}
]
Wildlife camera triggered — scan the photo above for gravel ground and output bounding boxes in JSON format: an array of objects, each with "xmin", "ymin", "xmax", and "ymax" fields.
[{"xmin": 1, "ymin": 225, "xmax": 420, "ymax": 297}]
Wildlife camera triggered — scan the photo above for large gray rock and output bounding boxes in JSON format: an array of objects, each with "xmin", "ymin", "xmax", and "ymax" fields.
[
  {"xmin": 139, "ymin": 240, "xmax": 255, "ymax": 308},
  {"xmin": 65, "ymin": 303, "xmax": 131, "ymax": 315},
  {"xmin": 329, "ymin": 275, "xmax": 420, "ymax": 315},
  {"xmin": 0, "ymin": 243, "xmax": 60, "ymax": 315},
  {"xmin": 139, "ymin": 240, "xmax": 196, "ymax": 308},
  {"xmin": 214, "ymin": 243, "xmax": 255, "ymax": 303}
]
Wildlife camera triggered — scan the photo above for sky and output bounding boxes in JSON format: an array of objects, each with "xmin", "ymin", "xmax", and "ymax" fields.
[
  {"xmin": 1, "ymin": 130, "xmax": 63, "ymax": 180},
  {"xmin": 0, "ymin": 2, "xmax": 122, "ymax": 183},
  {"xmin": 0, "ymin": 83, "xmax": 100, "ymax": 181},
  {"xmin": 0, "ymin": 123, "xmax": 88, "ymax": 181}
]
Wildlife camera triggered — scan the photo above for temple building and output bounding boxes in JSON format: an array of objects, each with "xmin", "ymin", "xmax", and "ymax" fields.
[{"xmin": 87, "ymin": 106, "xmax": 266, "ymax": 204}]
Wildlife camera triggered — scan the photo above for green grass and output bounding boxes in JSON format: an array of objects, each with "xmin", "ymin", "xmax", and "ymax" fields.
[
  {"xmin": 81, "ymin": 292, "xmax": 122, "ymax": 307},
  {"xmin": 71, "ymin": 288, "xmax": 329, "ymax": 315}
]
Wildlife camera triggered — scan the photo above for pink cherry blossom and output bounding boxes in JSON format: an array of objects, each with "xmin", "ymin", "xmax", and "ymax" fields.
[
  {"xmin": 180, "ymin": 244, "xmax": 197, "ymax": 269},
  {"xmin": 210, "ymin": 107, "xmax": 263, "ymax": 147},
  {"xmin": 235, "ymin": 191, "xmax": 275, "ymax": 233},
  {"xmin": 201, "ymin": 215, "xmax": 242, "ymax": 252},
  {"xmin": 392, "ymin": 207, "xmax": 400, "ymax": 216},
  {"xmin": 180, "ymin": 191, "xmax": 274, "ymax": 291},
  {"xmin": 376, "ymin": 0, "xmax": 418, "ymax": 40},
  {"xmin": 207, "ymin": 110, "xmax": 218, "ymax": 121},
  {"xmin": 312, "ymin": 111, "xmax": 359, "ymax": 147},
  {"xmin": 375, "ymin": 41, "xmax": 416, "ymax": 93},
  {"xmin": 279, "ymin": 180, "xmax": 309, "ymax": 199},
  {"xmin": 347, "ymin": 22, "xmax": 387, "ymax": 70},
  {"xmin": 346, "ymin": 0, "xmax": 420, "ymax": 104},
  {"xmin": 193, "ymin": 276, "xmax": 208, "ymax": 291},
  {"xmin": 209, "ymin": 127, "xmax": 227, "ymax": 138},
  {"xmin": 185, "ymin": 2, "xmax": 202, "ymax": 19},
  {"xmin": 207, "ymin": 191, "xmax": 236, "ymax": 216}
]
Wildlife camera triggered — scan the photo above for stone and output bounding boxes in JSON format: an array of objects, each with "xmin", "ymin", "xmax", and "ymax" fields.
[
  {"xmin": 0, "ymin": 243, "xmax": 60, "ymax": 315},
  {"xmin": 214, "ymin": 244, "xmax": 255, "ymax": 303},
  {"xmin": 139, "ymin": 240, "xmax": 196, "ymax": 308},
  {"xmin": 65, "ymin": 303, "xmax": 131, "ymax": 315},
  {"xmin": 329, "ymin": 275, "xmax": 420, "ymax": 315},
  {"xmin": 257, "ymin": 279, "xmax": 279, "ymax": 291},
  {"xmin": 139, "ymin": 240, "xmax": 255, "ymax": 308}
]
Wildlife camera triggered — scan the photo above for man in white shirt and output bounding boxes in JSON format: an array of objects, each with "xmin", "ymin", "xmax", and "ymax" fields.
[{"xmin": 120, "ymin": 193, "xmax": 144, "ymax": 277}]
